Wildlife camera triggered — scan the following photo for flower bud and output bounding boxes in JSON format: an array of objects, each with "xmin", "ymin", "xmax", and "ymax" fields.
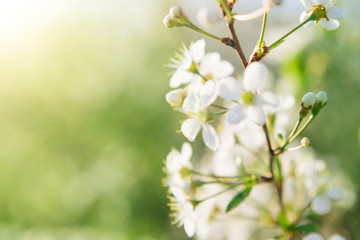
[
  {"xmin": 169, "ymin": 5, "xmax": 183, "ymax": 20},
  {"xmin": 301, "ymin": 137, "xmax": 311, "ymax": 147},
  {"xmin": 163, "ymin": 14, "xmax": 174, "ymax": 28},
  {"xmin": 315, "ymin": 91, "xmax": 327, "ymax": 107},
  {"xmin": 312, "ymin": 91, "xmax": 328, "ymax": 116},
  {"xmin": 301, "ymin": 92, "xmax": 316, "ymax": 109}
]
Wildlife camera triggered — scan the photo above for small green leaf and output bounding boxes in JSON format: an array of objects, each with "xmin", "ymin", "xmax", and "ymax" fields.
[
  {"xmin": 295, "ymin": 223, "xmax": 319, "ymax": 234},
  {"xmin": 226, "ymin": 187, "xmax": 252, "ymax": 213},
  {"xmin": 269, "ymin": 39, "xmax": 285, "ymax": 50}
]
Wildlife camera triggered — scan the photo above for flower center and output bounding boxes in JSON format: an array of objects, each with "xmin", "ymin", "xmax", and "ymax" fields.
[
  {"xmin": 197, "ymin": 110, "xmax": 214, "ymax": 123},
  {"xmin": 180, "ymin": 166, "xmax": 191, "ymax": 178},
  {"xmin": 308, "ymin": 4, "xmax": 329, "ymax": 22},
  {"xmin": 188, "ymin": 62, "xmax": 198, "ymax": 74},
  {"xmin": 241, "ymin": 91, "xmax": 256, "ymax": 105}
]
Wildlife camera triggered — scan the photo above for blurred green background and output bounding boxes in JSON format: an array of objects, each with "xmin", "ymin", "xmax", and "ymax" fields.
[{"xmin": 0, "ymin": 0, "xmax": 358, "ymax": 239}]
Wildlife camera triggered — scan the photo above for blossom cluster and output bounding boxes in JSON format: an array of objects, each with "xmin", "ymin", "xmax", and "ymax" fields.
[{"xmin": 162, "ymin": 1, "xmax": 351, "ymax": 240}]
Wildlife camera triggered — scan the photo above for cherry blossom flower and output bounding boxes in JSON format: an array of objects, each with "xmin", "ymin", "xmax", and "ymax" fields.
[
  {"xmin": 165, "ymin": 142, "xmax": 193, "ymax": 197},
  {"xmin": 165, "ymin": 143, "xmax": 197, "ymax": 237},
  {"xmin": 167, "ymin": 39, "xmax": 205, "ymax": 88},
  {"xmin": 169, "ymin": 197, "xmax": 197, "ymax": 237},
  {"xmin": 300, "ymin": 0, "xmax": 345, "ymax": 30},
  {"xmin": 219, "ymin": 62, "xmax": 278, "ymax": 126},
  {"xmin": 181, "ymin": 91, "xmax": 221, "ymax": 151}
]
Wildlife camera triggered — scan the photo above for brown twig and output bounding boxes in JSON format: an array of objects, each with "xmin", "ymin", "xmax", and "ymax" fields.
[{"xmin": 228, "ymin": 21, "xmax": 248, "ymax": 68}]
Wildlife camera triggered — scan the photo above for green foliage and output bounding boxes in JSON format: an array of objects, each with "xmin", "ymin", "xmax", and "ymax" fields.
[{"xmin": 226, "ymin": 187, "xmax": 252, "ymax": 213}]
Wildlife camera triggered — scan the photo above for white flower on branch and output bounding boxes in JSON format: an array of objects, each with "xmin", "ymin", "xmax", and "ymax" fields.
[
  {"xmin": 167, "ymin": 39, "xmax": 205, "ymax": 88},
  {"xmin": 181, "ymin": 92, "xmax": 221, "ymax": 151},
  {"xmin": 165, "ymin": 143, "xmax": 197, "ymax": 237},
  {"xmin": 300, "ymin": 0, "xmax": 345, "ymax": 31},
  {"xmin": 219, "ymin": 62, "xmax": 278, "ymax": 126},
  {"xmin": 169, "ymin": 198, "xmax": 197, "ymax": 238}
]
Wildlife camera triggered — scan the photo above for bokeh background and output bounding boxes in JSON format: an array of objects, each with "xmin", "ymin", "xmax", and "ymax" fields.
[{"xmin": 0, "ymin": 0, "xmax": 358, "ymax": 239}]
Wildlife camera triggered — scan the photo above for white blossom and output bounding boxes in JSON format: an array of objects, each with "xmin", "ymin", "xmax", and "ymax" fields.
[
  {"xmin": 169, "ymin": 197, "xmax": 197, "ymax": 237},
  {"xmin": 181, "ymin": 92, "xmax": 221, "ymax": 151},
  {"xmin": 299, "ymin": 0, "xmax": 345, "ymax": 30},
  {"xmin": 303, "ymin": 233, "xmax": 325, "ymax": 240},
  {"xmin": 219, "ymin": 62, "xmax": 278, "ymax": 126},
  {"xmin": 167, "ymin": 39, "xmax": 206, "ymax": 88}
]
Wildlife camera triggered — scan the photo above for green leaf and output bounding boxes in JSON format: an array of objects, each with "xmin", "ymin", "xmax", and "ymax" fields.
[
  {"xmin": 226, "ymin": 187, "xmax": 252, "ymax": 213},
  {"xmin": 294, "ymin": 223, "xmax": 319, "ymax": 234}
]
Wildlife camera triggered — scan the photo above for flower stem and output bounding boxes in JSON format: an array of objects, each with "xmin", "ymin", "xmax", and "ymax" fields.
[
  {"xmin": 277, "ymin": 115, "xmax": 315, "ymax": 154},
  {"xmin": 184, "ymin": 23, "xmax": 223, "ymax": 42},
  {"xmin": 259, "ymin": 12, "xmax": 268, "ymax": 46},
  {"xmin": 228, "ymin": 21, "xmax": 248, "ymax": 68},
  {"xmin": 268, "ymin": 17, "xmax": 312, "ymax": 50}
]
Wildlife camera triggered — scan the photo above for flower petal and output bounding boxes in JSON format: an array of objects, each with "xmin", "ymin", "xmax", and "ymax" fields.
[
  {"xmin": 190, "ymin": 39, "xmax": 206, "ymax": 63},
  {"xmin": 218, "ymin": 77, "xmax": 242, "ymax": 100},
  {"xmin": 311, "ymin": 196, "xmax": 331, "ymax": 215},
  {"xmin": 300, "ymin": 11, "xmax": 310, "ymax": 23},
  {"xmin": 258, "ymin": 91, "xmax": 279, "ymax": 112},
  {"xmin": 320, "ymin": 18, "xmax": 340, "ymax": 30},
  {"xmin": 303, "ymin": 233, "xmax": 325, "ymax": 240},
  {"xmin": 247, "ymin": 105, "xmax": 266, "ymax": 126},
  {"xmin": 326, "ymin": 6, "xmax": 345, "ymax": 20},
  {"xmin": 200, "ymin": 80, "xmax": 218, "ymax": 107},
  {"xmin": 170, "ymin": 70, "xmax": 193, "ymax": 88},
  {"xmin": 200, "ymin": 52, "xmax": 220, "ymax": 75},
  {"xmin": 202, "ymin": 124, "xmax": 221, "ymax": 151},
  {"xmin": 184, "ymin": 219, "xmax": 196, "ymax": 237},
  {"xmin": 183, "ymin": 93, "xmax": 200, "ymax": 113},
  {"xmin": 166, "ymin": 149, "xmax": 181, "ymax": 173},
  {"xmin": 227, "ymin": 104, "xmax": 246, "ymax": 124},
  {"xmin": 318, "ymin": 0, "xmax": 331, "ymax": 6},
  {"xmin": 212, "ymin": 60, "xmax": 234, "ymax": 78},
  {"xmin": 181, "ymin": 142, "xmax": 193, "ymax": 163},
  {"xmin": 243, "ymin": 62, "xmax": 268, "ymax": 92},
  {"xmin": 300, "ymin": 0, "xmax": 314, "ymax": 8},
  {"xmin": 166, "ymin": 89, "xmax": 184, "ymax": 108},
  {"xmin": 181, "ymin": 118, "xmax": 202, "ymax": 142}
]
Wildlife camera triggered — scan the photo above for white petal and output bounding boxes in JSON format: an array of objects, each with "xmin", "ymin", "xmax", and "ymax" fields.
[
  {"xmin": 320, "ymin": 18, "xmax": 340, "ymax": 30},
  {"xmin": 328, "ymin": 235, "xmax": 346, "ymax": 240},
  {"xmin": 318, "ymin": 0, "xmax": 331, "ymax": 6},
  {"xmin": 181, "ymin": 142, "xmax": 192, "ymax": 163},
  {"xmin": 300, "ymin": 0, "xmax": 314, "ymax": 8},
  {"xmin": 243, "ymin": 62, "xmax": 268, "ymax": 92},
  {"xmin": 181, "ymin": 118, "xmax": 202, "ymax": 142},
  {"xmin": 326, "ymin": 6, "xmax": 345, "ymax": 20},
  {"xmin": 183, "ymin": 93, "xmax": 200, "ymax": 113},
  {"xmin": 300, "ymin": 11, "xmax": 311, "ymax": 23},
  {"xmin": 303, "ymin": 233, "xmax": 325, "ymax": 240},
  {"xmin": 227, "ymin": 104, "xmax": 246, "ymax": 124},
  {"xmin": 247, "ymin": 105, "xmax": 266, "ymax": 126},
  {"xmin": 200, "ymin": 80, "xmax": 218, "ymax": 107},
  {"xmin": 190, "ymin": 39, "xmax": 206, "ymax": 63},
  {"xmin": 218, "ymin": 77, "xmax": 242, "ymax": 100},
  {"xmin": 166, "ymin": 89, "xmax": 184, "ymax": 108},
  {"xmin": 199, "ymin": 52, "xmax": 220, "ymax": 76},
  {"xmin": 258, "ymin": 91, "xmax": 279, "ymax": 111},
  {"xmin": 187, "ymin": 76, "xmax": 203, "ymax": 94},
  {"xmin": 311, "ymin": 196, "xmax": 331, "ymax": 215},
  {"xmin": 166, "ymin": 149, "xmax": 181, "ymax": 173},
  {"xmin": 212, "ymin": 60, "xmax": 234, "ymax": 78},
  {"xmin": 170, "ymin": 70, "xmax": 193, "ymax": 88},
  {"xmin": 202, "ymin": 124, "xmax": 221, "ymax": 151},
  {"xmin": 183, "ymin": 212, "xmax": 196, "ymax": 237}
]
